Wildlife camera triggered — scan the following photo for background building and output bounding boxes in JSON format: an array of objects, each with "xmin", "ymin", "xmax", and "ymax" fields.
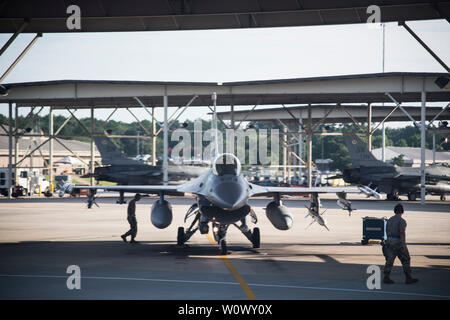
[
  {"xmin": 0, "ymin": 126, "xmax": 101, "ymax": 175},
  {"xmin": 372, "ymin": 147, "xmax": 450, "ymax": 167}
]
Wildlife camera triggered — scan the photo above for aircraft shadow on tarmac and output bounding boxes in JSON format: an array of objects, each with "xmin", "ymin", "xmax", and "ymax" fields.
[
  {"xmin": 0, "ymin": 240, "xmax": 252, "ymax": 259},
  {"xmin": 1, "ymin": 240, "xmax": 450, "ymax": 300},
  {"xmin": 1, "ymin": 240, "xmax": 449, "ymax": 264}
]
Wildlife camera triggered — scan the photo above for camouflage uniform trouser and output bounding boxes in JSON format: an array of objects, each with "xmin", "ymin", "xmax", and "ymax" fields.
[
  {"xmin": 124, "ymin": 217, "xmax": 137, "ymax": 239},
  {"xmin": 383, "ymin": 240, "xmax": 411, "ymax": 274}
]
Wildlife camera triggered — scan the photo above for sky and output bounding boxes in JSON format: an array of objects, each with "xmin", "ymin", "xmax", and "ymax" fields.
[{"xmin": 0, "ymin": 19, "xmax": 449, "ymax": 127}]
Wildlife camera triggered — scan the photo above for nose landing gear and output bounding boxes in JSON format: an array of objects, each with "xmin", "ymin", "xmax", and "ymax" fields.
[
  {"xmin": 177, "ymin": 205, "xmax": 260, "ymax": 254},
  {"xmin": 212, "ymin": 223, "xmax": 228, "ymax": 255}
]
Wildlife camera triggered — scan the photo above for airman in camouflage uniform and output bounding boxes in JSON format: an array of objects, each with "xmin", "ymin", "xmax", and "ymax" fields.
[
  {"xmin": 121, "ymin": 193, "xmax": 141, "ymax": 244},
  {"xmin": 383, "ymin": 203, "xmax": 418, "ymax": 284}
]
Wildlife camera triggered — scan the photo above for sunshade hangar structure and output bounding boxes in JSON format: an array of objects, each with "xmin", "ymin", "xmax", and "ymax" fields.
[
  {"xmin": 0, "ymin": 0, "xmax": 449, "ymax": 33},
  {"xmin": 1, "ymin": 1, "xmax": 449, "ymax": 204},
  {"xmin": 1, "ymin": 72, "xmax": 449, "ymax": 199}
]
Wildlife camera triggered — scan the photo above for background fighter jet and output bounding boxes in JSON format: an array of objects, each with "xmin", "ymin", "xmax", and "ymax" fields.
[
  {"xmin": 341, "ymin": 134, "xmax": 450, "ymax": 201},
  {"xmin": 82, "ymin": 134, "xmax": 207, "ymax": 200},
  {"xmin": 76, "ymin": 134, "xmax": 207, "ymax": 203},
  {"xmin": 75, "ymin": 153, "xmax": 379, "ymax": 254}
]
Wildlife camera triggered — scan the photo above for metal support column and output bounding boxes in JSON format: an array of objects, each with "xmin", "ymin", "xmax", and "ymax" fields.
[
  {"xmin": 432, "ymin": 134, "xmax": 436, "ymax": 165},
  {"xmin": 288, "ymin": 128, "xmax": 292, "ymax": 184},
  {"xmin": 152, "ymin": 107, "xmax": 156, "ymax": 166},
  {"xmin": 298, "ymin": 116, "xmax": 303, "ymax": 180},
  {"xmin": 49, "ymin": 107, "xmax": 53, "ymax": 192},
  {"xmin": 283, "ymin": 126, "xmax": 287, "ymax": 183},
  {"xmin": 14, "ymin": 104, "xmax": 19, "ymax": 184},
  {"xmin": 163, "ymin": 91, "xmax": 169, "ymax": 185},
  {"xmin": 212, "ymin": 92, "xmax": 218, "ymax": 156},
  {"xmin": 382, "ymin": 122, "xmax": 386, "ymax": 162},
  {"xmin": 307, "ymin": 105, "xmax": 312, "ymax": 188},
  {"xmin": 90, "ymin": 107, "xmax": 95, "ymax": 186},
  {"xmin": 420, "ymin": 81, "xmax": 426, "ymax": 205},
  {"xmin": 7, "ymin": 103, "xmax": 13, "ymax": 198},
  {"xmin": 293, "ymin": 121, "xmax": 298, "ymax": 180},
  {"xmin": 367, "ymin": 103, "xmax": 373, "ymax": 151},
  {"xmin": 230, "ymin": 103, "xmax": 235, "ymax": 130},
  {"xmin": 136, "ymin": 131, "xmax": 140, "ymax": 156}
]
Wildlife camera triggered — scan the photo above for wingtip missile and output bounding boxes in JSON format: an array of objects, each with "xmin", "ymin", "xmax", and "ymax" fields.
[
  {"xmin": 58, "ymin": 182, "xmax": 74, "ymax": 197},
  {"xmin": 305, "ymin": 206, "xmax": 330, "ymax": 231},
  {"xmin": 358, "ymin": 185, "xmax": 382, "ymax": 199}
]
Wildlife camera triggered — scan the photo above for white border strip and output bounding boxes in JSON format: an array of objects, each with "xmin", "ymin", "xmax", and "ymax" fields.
[{"xmin": 1, "ymin": 274, "xmax": 449, "ymax": 299}]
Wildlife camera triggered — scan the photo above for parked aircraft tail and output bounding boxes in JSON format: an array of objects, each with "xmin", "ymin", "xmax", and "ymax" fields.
[
  {"xmin": 343, "ymin": 134, "xmax": 388, "ymax": 167},
  {"xmin": 92, "ymin": 133, "xmax": 141, "ymax": 165}
]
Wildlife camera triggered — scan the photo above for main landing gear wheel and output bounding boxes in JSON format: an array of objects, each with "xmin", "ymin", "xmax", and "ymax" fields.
[
  {"xmin": 177, "ymin": 227, "xmax": 185, "ymax": 246},
  {"xmin": 252, "ymin": 227, "xmax": 260, "ymax": 248},
  {"xmin": 44, "ymin": 188, "xmax": 52, "ymax": 197},
  {"xmin": 387, "ymin": 193, "xmax": 400, "ymax": 201},
  {"xmin": 408, "ymin": 193, "xmax": 417, "ymax": 201},
  {"xmin": 219, "ymin": 239, "xmax": 227, "ymax": 255}
]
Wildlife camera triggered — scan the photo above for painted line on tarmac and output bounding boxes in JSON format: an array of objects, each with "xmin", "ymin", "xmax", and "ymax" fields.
[
  {"xmin": 0, "ymin": 274, "xmax": 239, "ymax": 286},
  {"xmin": 0, "ymin": 274, "xmax": 449, "ymax": 299},
  {"xmin": 246, "ymin": 282, "xmax": 450, "ymax": 299},
  {"xmin": 205, "ymin": 234, "xmax": 257, "ymax": 300}
]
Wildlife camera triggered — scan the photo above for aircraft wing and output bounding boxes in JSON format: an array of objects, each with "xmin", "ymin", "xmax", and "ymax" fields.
[
  {"xmin": 250, "ymin": 185, "xmax": 381, "ymax": 198},
  {"xmin": 71, "ymin": 169, "xmax": 211, "ymax": 197},
  {"xmin": 72, "ymin": 185, "xmax": 183, "ymax": 196}
]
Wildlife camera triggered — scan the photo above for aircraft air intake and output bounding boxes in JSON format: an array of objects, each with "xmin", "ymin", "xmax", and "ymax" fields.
[
  {"xmin": 343, "ymin": 168, "xmax": 360, "ymax": 183},
  {"xmin": 214, "ymin": 181, "xmax": 245, "ymax": 209}
]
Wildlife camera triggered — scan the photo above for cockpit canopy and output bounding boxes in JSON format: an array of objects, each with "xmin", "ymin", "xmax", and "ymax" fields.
[{"xmin": 212, "ymin": 153, "xmax": 241, "ymax": 176}]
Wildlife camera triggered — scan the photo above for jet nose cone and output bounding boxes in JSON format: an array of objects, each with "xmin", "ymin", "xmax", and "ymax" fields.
[{"xmin": 214, "ymin": 182, "xmax": 245, "ymax": 209}]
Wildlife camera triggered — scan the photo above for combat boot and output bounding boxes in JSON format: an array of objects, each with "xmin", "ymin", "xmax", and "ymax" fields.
[
  {"xmin": 405, "ymin": 273, "xmax": 418, "ymax": 284},
  {"xmin": 383, "ymin": 272, "xmax": 394, "ymax": 284}
]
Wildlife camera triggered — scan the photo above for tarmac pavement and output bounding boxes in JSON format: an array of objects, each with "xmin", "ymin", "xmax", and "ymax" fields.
[{"xmin": 0, "ymin": 194, "xmax": 449, "ymax": 300}]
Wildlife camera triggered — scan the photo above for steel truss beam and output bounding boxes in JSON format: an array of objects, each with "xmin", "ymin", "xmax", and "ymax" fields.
[
  {"xmin": 385, "ymin": 93, "xmax": 421, "ymax": 128},
  {"xmin": 427, "ymin": 103, "xmax": 450, "ymax": 129},
  {"xmin": 0, "ymin": 19, "xmax": 29, "ymax": 56},
  {"xmin": 400, "ymin": 21, "xmax": 450, "ymax": 73},
  {"xmin": 0, "ymin": 33, "xmax": 42, "ymax": 83}
]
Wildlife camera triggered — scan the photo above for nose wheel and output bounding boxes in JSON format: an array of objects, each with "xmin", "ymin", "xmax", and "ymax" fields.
[
  {"xmin": 252, "ymin": 227, "xmax": 260, "ymax": 248},
  {"xmin": 219, "ymin": 239, "xmax": 227, "ymax": 255},
  {"xmin": 213, "ymin": 223, "xmax": 229, "ymax": 254},
  {"xmin": 177, "ymin": 227, "xmax": 185, "ymax": 246}
]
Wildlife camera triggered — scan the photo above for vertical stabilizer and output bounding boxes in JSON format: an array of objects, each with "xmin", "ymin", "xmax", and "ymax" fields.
[
  {"xmin": 92, "ymin": 134, "xmax": 141, "ymax": 165},
  {"xmin": 343, "ymin": 134, "xmax": 387, "ymax": 167}
]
